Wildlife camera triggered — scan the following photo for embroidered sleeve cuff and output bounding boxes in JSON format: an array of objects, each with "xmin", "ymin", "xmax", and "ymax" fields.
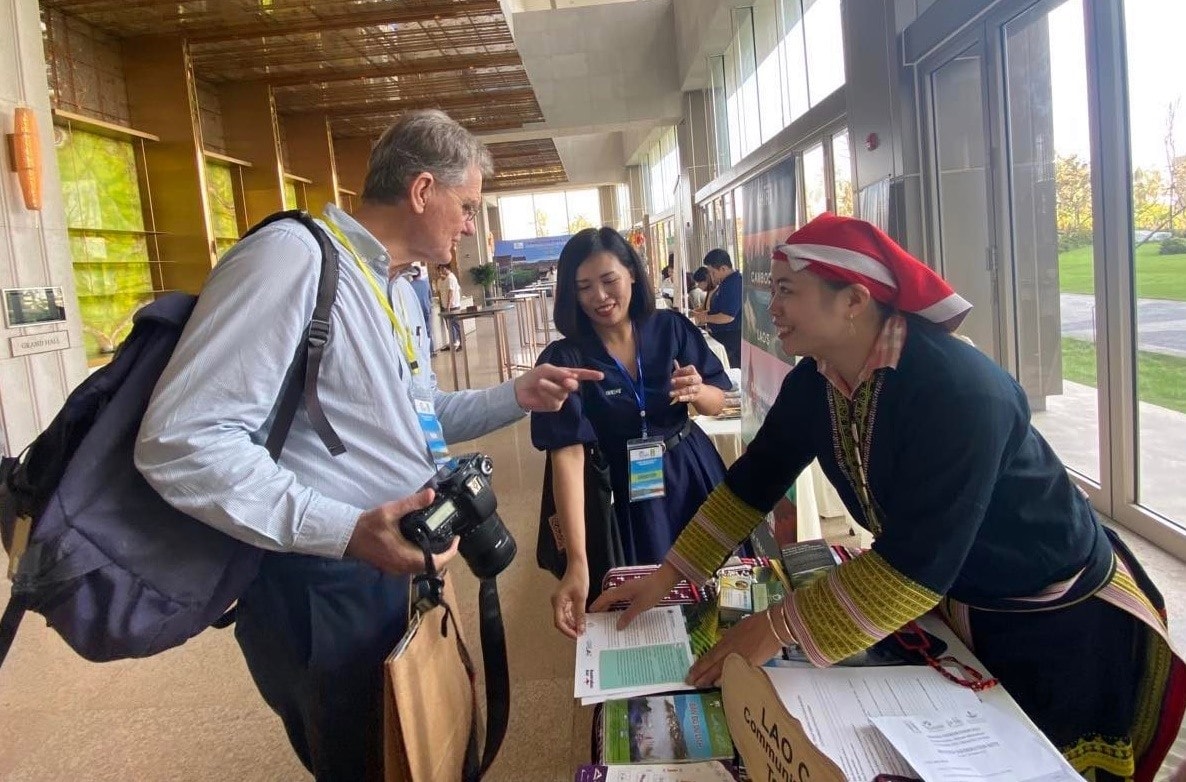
[
  {"xmin": 292, "ymin": 493, "xmax": 365, "ymax": 559},
  {"xmin": 667, "ymin": 484, "xmax": 766, "ymax": 586},
  {"xmin": 783, "ymin": 550, "xmax": 940, "ymax": 667}
]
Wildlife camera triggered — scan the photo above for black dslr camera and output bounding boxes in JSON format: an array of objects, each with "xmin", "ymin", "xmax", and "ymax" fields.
[{"xmin": 400, "ymin": 453, "xmax": 517, "ymax": 579}]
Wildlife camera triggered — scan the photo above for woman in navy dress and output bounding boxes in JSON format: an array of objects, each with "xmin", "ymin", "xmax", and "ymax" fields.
[{"xmin": 532, "ymin": 227, "xmax": 732, "ymax": 638}]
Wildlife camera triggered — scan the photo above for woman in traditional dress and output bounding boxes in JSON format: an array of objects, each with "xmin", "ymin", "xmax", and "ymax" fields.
[
  {"xmin": 533, "ymin": 227, "xmax": 733, "ymax": 639},
  {"xmin": 594, "ymin": 213, "xmax": 1185, "ymax": 781}
]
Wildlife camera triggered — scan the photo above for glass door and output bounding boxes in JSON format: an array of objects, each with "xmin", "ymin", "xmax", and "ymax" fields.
[
  {"xmin": 999, "ymin": 0, "xmax": 1106, "ymax": 491},
  {"xmin": 920, "ymin": 40, "xmax": 1004, "ymax": 360}
]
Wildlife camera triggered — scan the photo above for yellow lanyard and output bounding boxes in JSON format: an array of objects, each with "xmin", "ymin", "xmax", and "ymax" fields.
[{"xmin": 322, "ymin": 217, "xmax": 420, "ymax": 374}]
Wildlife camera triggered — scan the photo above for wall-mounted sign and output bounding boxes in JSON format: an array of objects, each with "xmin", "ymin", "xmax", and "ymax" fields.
[
  {"xmin": 3, "ymin": 286, "xmax": 67, "ymax": 329},
  {"xmin": 10, "ymin": 330, "xmax": 70, "ymax": 357}
]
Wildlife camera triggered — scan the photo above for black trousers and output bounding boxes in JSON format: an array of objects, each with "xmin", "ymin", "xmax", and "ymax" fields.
[
  {"xmin": 235, "ymin": 553, "xmax": 410, "ymax": 782},
  {"xmin": 713, "ymin": 329, "xmax": 742, "ymax": 369}
]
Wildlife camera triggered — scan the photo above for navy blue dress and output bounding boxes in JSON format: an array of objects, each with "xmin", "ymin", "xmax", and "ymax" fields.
[{"xmin": 532, "ymin": 310, "xmax": 731, "ymax": 564}]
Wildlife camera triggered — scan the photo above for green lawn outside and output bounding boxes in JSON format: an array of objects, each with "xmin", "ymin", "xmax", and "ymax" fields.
[
  {"xmin": 1058, "ymin": 244, "xmax": 1186, "ymax": 301},
  {"xmin": 1061, "ymin": 337, "xmax": 1186, "ymax": 415}
]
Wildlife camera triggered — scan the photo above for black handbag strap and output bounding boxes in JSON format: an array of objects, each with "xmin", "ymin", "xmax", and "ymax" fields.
[{"xmin": 437, "ymin": 579, "xmax": 509, "ymax": 782}]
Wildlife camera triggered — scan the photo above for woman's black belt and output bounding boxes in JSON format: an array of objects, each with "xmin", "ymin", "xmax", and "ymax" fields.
[{"xmin": 662, "ymin": 419, "xmax": 695, "ymax": 451}]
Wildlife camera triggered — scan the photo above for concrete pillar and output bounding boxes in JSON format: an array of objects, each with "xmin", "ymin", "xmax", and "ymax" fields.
[{"xmin": 0, "ymin": 0, "xmax": 88, "ymax": 452}]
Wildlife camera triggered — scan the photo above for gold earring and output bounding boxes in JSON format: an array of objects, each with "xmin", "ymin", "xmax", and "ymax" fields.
[{"xmin": 847, "ymin": 315, "xmax": 856, "ymax": 338}]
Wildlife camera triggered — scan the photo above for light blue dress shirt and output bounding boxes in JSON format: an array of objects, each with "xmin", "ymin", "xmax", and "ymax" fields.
[{"xmin": 135, "ymin": 204, "xmax": 523, "ymax": 559}]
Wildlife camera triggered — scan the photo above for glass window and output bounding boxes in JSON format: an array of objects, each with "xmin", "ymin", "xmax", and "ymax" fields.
[
  {"xmin": 205, "ymin": 160, "xmax": 240, "ymax": 259},
  {"xmin": 724, "ymin": 38, "xmax": 744, "ymax": 167},
  {"xmin": 802, "ymin": 142, "xmax": 828, "ymax": 220},
  {"xmin": 753, "ymin": 0, "xmax": 784, "ymax": 146},
  {"xmin": 616, "ymin": 182, "xmax": 632, "ymax": 229},
  {"xmin": 709, "ymin": 56, "xmax": 731, "ymax": 175},
  {"xmin": 1123, "ymin": 0, "xmax": 1186, "ymax": 523},
  {"xmin": 777, "ymin": 0, "xmax": 810, "ymax": 128},
  {"xmin": 530, "ymin": 192, "xmax": 568, "ymax": 237},
  {"xmin": 498, "ymin": 194, "xmax": 536, "ymax": 240},
  {"xmin": 803, "ymin": 0, "xmax": 845, "ymax": 104},
  {"xmin": 832, "ymin": 131, "xmax": 853, "ymax": 216},
  {"xmin": 565, "ymin": 189, "xmax": 600, "ymax": 233},
  {"xmin": 56, "ymin": 129, "xmax": 153, "ymax": 361},
  {"xmin": 1003, "ymin": 0, "xmax": 1101, "ymax": 485},
  {"xmin": 735, "ymin": 7, "xmax": 762, "ymax": 159}
]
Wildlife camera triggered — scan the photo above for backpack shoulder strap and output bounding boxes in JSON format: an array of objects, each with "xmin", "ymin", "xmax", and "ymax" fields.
[{"xmin": 245, "ymin": 210, "xmax": 345, "ymax": 458}]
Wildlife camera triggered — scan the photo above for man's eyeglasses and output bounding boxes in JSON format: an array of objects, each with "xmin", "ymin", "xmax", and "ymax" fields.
[{"xmin": 444, "ymin": 187, "xmax": 481, "ymax": 223}]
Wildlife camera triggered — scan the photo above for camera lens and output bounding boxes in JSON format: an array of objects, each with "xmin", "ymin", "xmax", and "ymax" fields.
[
  {"xmin": 479, "ymin": 456, "xmax": 493, "ymax": 476},
  {"xmin": 458, "ymin": 511, "xmax": 516, "ymax": 579}
]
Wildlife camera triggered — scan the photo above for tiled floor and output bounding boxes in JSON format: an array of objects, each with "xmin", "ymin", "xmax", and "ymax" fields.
[{"xmin": 2, "ymin": 322, "xmax": 1186, "ymax": 780}]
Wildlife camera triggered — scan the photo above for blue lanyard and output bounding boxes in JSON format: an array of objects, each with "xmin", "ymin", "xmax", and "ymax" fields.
[{"xmin": 609, "ymin": 333, "xmax": 648, "ymax": 438}]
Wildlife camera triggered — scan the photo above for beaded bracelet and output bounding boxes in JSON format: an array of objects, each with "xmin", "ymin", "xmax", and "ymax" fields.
[
  {"xmin": 775, "ymin": 601, "xmax": 799, "ymax": 646},
  {"xmin": 765, "ymin": 608, "xmax": 795, "ymax": 647}
]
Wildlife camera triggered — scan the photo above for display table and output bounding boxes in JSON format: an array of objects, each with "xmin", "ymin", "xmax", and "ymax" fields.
[
  {"xmin": 703, "ymin": 333, "xmax": 730, "ymax": 370},
  {"xmin": 487, "ymin": 294, "xmax": 541, "ymax": 371},
  {"xmin": 720, "ymin": 612, "xmax": 1071, "ymax": 782},
  {"xmin": 439, "ymin": 304, "xmax": 515, "ymax": 389},
  {"xmin": 515, "ymin": 284, "xmax": 553, "ymax": 344}
]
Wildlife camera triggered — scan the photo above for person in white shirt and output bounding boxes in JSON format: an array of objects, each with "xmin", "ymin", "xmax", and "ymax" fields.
[
  {"xmin": 689, "ymin": 266, "xmax": 710, "ymax": 311},
  {"xmin": 437, "ymin": 263, "xmax": 463, "ymax": 350}
]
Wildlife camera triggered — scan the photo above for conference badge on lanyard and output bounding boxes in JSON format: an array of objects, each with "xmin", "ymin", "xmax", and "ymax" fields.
[
  {"xmin": 627, "ymin": 436, "xmax": 666, "ymax": 502},
  {"xmin": 411, "ymin": 379, "xmax": 450, "ymax": 467},
  {"xmin": 613, "ymin": 334, "xmax": 666, "ymax": 502}
]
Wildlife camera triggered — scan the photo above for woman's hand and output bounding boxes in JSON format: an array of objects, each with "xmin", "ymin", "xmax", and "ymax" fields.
[
  {"xmin": 552, "ymin": 565, "xmax": 590, "ymax": 639},
  {"xmin": 686, "ymin": 608, "xmax": 785, "ymax": 687},
  {"xmin": 669, "ymin": 360, "xmax": 703, "ymax": 405},
  {"xmin": 589, "ymin": 562, "xmax": 682, "ymax": 630}
]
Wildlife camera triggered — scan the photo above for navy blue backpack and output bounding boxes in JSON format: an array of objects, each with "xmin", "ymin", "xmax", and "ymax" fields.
[{"xmin": 0, "ymin": 211, "xmax": 343, "ymax": 667}]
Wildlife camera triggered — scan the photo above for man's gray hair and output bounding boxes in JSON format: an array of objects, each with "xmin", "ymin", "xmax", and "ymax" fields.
[{"xmin": 361, "ymin": 110, "xmax": 494, "ymax": 204}]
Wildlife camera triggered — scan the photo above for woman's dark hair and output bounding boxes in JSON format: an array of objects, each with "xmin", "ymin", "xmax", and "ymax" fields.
[
  {"xmin": 692, "ymin": 267, "xmax": 710, "ymax": 284},
  {"xmin": 553, "ymin": 227, "xmax": 656, "ymax": 338},
  {"xmin": 702, "ymin": 248, "xmax": 732, "ymax": 269}
]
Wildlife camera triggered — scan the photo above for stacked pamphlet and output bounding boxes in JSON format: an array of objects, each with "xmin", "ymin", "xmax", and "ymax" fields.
[
  {"xmin": 575, "ymin": 607, "xmax": 697, "ymax": 705},
  {"xmin": 600, "ymin": 691, "xmax": 733, "ymax": 765},
  {"xmin": 573, "ymin": 761, "xmax": 737, "ymax": 781}
]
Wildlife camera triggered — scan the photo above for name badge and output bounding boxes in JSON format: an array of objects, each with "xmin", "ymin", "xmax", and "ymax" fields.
[
  {"xmin": 626, "ymin": 436, "xmax": 666, "ymax": 502},
  {"xmin": 411, "ymin": 382, "xmax": 450, "ymax": 466}
]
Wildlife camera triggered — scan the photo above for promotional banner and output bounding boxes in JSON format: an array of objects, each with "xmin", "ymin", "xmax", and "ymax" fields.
[
  {"xmin": 736, "ymin": 156, "xmax": 800, "ymax": 550},
  {"xmin": 492, "ymin": 234, "xmax": 571, "ymax": 265},
  {"xmin": 738, "ymin": 156, "xmax": 798, "ymax": 444}
]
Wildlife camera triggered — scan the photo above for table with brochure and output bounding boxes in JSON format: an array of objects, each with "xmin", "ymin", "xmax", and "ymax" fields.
[{"xmin": 569, "ymin": 545, "xmax": 1080, "ymax": 782}]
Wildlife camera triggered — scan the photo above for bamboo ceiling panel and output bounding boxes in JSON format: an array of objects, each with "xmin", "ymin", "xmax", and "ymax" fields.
[
  {"xmin": 485, "ymin": 139, "xmax": 567, "ymax": 192},
  {"xmin": 41, "ymin": 0, "xmax": 545, "ymax": 135}
]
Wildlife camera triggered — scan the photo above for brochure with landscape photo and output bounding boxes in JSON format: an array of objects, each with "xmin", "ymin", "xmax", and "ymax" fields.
[{"xmin": 601, "ymin": 691, "xmax": 733, "ymax": 765}]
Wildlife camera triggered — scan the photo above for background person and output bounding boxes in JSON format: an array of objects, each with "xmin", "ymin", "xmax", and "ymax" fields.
[
  {"xmin": 689, "ymin": 266, "xmax": 711, "ymax": 311},
  {"xmin": 692, "ymin": 249, "xmax": 741, "ymax": 367},
  {"xmin": 406, "ymin": 263, "xmax": 434, "ymax": 354},
  {"xmin": 437, "ymin": 262, "xmax": 464, "ymax": 350}
]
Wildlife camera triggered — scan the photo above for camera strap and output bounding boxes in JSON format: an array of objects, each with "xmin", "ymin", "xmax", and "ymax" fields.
[{"xmin": 412, "ymin": 538, "xmax": 510, "ymax": 781}]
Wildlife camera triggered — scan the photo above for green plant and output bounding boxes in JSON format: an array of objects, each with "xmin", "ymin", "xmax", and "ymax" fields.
[
  {"xmin": 469, "ymin": 264, "xmax": 498, "ymax": 287},
  {"xmin": 1159, "ymin": 236, "xmax": 1186, "ymax": 255}
]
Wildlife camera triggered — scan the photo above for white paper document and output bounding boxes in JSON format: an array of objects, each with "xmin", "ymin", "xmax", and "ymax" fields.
[
  {"xmin": 762, "ymin": 665, "xmax": 985, "ymax": 780},
  {"xmin": 871, "ymin": 705, "xmax": 1082, "ymax": 782},
  {"xmin": 575, "ymin": 608, "xmax": 695, "ymax": 705}
]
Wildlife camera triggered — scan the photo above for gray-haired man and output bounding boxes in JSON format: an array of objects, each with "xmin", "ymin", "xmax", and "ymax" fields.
[{"xmin": 136, "ymin": 110, "xmax": 601, "ymax": 780}]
